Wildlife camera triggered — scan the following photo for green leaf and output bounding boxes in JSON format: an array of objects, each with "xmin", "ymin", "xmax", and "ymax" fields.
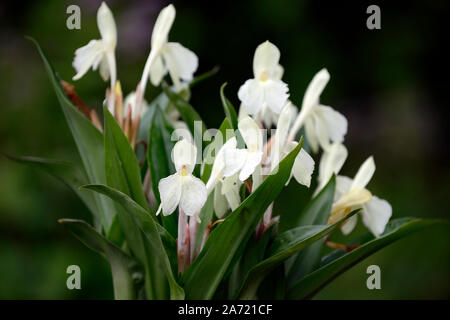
[
  {"xmin": 236, "ymin": 210, "xmax": 358, "ymax": 299},
  {"xmin": 148, "ymin": 105, "xmax": 177, "ymax": 237},
  {"xmin": 30, "ymin": 37, "xmax": 115, "ymax": 231},
  {"xmin": 228, "ymin": 226, "xmax": 273, "ymax": 299},
  {"xmin": 59, "ymin": 219, "xmax": 136, "ymax": 300},
  {"xmin": 181, "ymin": 138, "xmax": 303, "ymax": 299},
  {"xmin": 219, "ymin": 83, "xmax": 245, "ymax": 148},
  {"xmin": 81, "ymin": 184, "xmax": 184, "ymax": 300},
  {"xmin": 104, "ymin": 107, "xmax": 149, "ymax": 211},
  {"xmin": 4, "ymin": 154, "xmax": 99, "ymax": 225},
  {"xmin": 286, "ymin": 175, "xmax": 336, "ymax": 285},
  {"xmin": 287, "ymin": 217, "xmax": 446, "ymax": 299}
]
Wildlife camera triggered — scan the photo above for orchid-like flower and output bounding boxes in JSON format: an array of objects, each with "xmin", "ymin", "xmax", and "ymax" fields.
[
  {"xmin": 157, "ymin": 139, "xmax": 207, "ymax": 220},
  {"xmin": 329, "ymin": 156, "xmax": 392, "ymax": 237},
  {"xmin": 214, "ymin": 174, "xmax": 242, "ymax": 218},
  {"xmin": 72, "ymin": 2, "xmax": 117, "ymax": 89},
  {"xmin": 271, "ymin": 104, "xmax": 315, "ymax": 187},
  {"xmin": 238, "ymin": 41, "xmax": 289, "ymax": 117},
  {"xmin": 224, "ymin": 116, "xmax": 264, "ymax": 182},
  {"xmin": 205, "ymin": 137, "xmax": 238, "ymax": 193},
  {"xmin": 123, "ymin": 91, "xmax": 149, "ymax": 119},
  {"xmin": 140, "ymin": 4, "xmax": 198, "ymax": 92},
  {"xmin": 288, "ymin": 69, "xmax": 347, "ymax": 153}
]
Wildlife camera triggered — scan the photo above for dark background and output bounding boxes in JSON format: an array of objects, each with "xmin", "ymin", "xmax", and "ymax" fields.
[{"xmin": 0, "ymin": 0, "xmax": 449, "ymax": 299}]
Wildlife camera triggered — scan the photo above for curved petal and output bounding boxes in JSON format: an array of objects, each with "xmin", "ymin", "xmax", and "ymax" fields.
[
  {"xmin": 207, "ymin": 137, "xmax": 237, "ymax": 190},
  {"xmin": 123, "ymin": 91, "xmax": 149, "ymax": 119},
  {"xmin": 292, "ymin": 148, "xmax": 315, "ymax": 187},
  {"xmin": 301, "ymin": 68, "xmax": 330, "ymax": 116},
  {"xmin": 341, "ymin": 214, "xmax": 358, "ymax": 235},
  {"xmin": 97, "ymin": 2, "xmax": 117, "ymax": 49},
  {"xmin": 223, "ymin": 148, "xmax": 247, "ymax": 177},
  {"xmin": 275, "ymin": 102, "xmax": 294, "ymax": 146},
  {"xmin": 214, "ymin": 183, "xmax": 229, "ymax": 219},
  {"xmin": 335, "ymin": 175, "xmax": 353, "ymax": 200},
  {"xmin": 237, "ymin": 79, "xmax": 265, "ymax": 115},
  {"xmin": 163, "ymin": 42, "xmax": 198, "ymax": 82},
  {"xmin": 151, "ymin": 4, "xmax": 175, "ymax": 53},
  {"xmin": 99, "ymin": 55, "xmax": 110, "ymax": 82},
  {"xmin": 72, "ymin": 40, "xmax": 104, "ymax": 80},
  {"xmin": 362, "ymin": 196, "xmax": 392, "ymax": 237},
  {"xmin": 149, "ymin": 55, "xmax": 167, "ymax": 86},
  {"xmin": 158, "ymin": 173, "xmax": 182, "ymax": 216},
  {"xmin": 318, "ymin": 142, "xmax": 348, "ymax": 188},
  {"xmin": 172, "ymin": 139, "xmax": 197, "ymax": 173},
  {"xmin": 263, "ymin": 79, "xmax": 289, "ymax": 114},
  {"xmin": 253, "ymin": 41, "xmax": 281, "ymax": 79},
  {"xmin": 351, "ymin": 156, "xmax": 375, "ymax": 190},
  {"xmin": 239, "ymin": 151, "xmax": 263, "ymax": 181},
  {"xmin": 304, "ymin": 116, "xmax": 319, "ymax": 153},
  {"xmin": 238, "ymin": 116, "xmax": 263, "ymax": 151},
  {"xmin": 316, "ymin": 105, "xmax": 348, "ymax": 144},
  {"xmin": 180, "ymin": 175, "xmax": 207, "ymax": 217}
]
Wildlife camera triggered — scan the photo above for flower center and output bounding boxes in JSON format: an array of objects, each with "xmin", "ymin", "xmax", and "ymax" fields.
[
  {"xmin": 259, "ymin": 70, "xmax": 269, "ymax": 82},
  {"xmin": 180, "ymin": 165, "xmax": 189, "ymax": 176}
]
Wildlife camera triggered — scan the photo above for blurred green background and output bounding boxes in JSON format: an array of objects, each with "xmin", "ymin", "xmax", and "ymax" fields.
[{"xmin": 0, "ymin": 0, "xmax": 449, "ymax": 299}]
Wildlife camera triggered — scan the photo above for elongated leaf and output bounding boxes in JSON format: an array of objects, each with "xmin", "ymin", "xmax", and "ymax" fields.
[
  {"xmin": 30, "ymin": 37, "xmax": 115, "ymax": 231},
  {"xmin": 228, "ymin": 226, "xmax": 273, "ymax": 299},
  {"xmin": 181, "ymin": 139, "xmax": 303, "ymax": 299},
  {"xmin": 59, "ymin": 219, "xmax": 136, "ymax": 300},
  {"xmin": 81, "ymin": 184, "xmax": 184, "ymax": 300},
  {"xmin": 286, "ymin": 176, "xmax": 336, "ymax": 285},
  {"xmin": 4, "ymin": 155, "xmax": 98, "ymax": 222},
  {"xmin": 237, "ymin": 210, "xmax": 358, "ymax": 299},
  {"xmin": 148, "ymin": 105, "xmax": 177, "ymax": 237},
  {"xmin": 287, "ymin": 217, "xmax": 446, "ymax": 299}
]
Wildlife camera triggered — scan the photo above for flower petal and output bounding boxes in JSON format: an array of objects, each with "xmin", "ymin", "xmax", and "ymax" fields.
[
  {"xmin": 335, "ymin": 175, "xmax": 353, "ymax": 200},
  {"xmin": 318, "ymin": 142, "xmax": 348, "ymax": 189},
  {"xmin": 239, "ymin": 151, "xmax": 263, "ymax": 181},
  {"xmin": 72, "ymin": 40, "xmax": 104, "ymax": 81},
  {"xmin": 315, "ymin": 105, "xmax": 348, "ymax": 144},
  {"xmin": 180, "ymin": 175, "xmax": 207, "ymax": 217},
  {"xmin": 223, "ymin": 148, "xmax": 247, "ymax": 177},
  {"xmin": 263, "ymin": 79, "xmax": 289, "ymax": 114},
  {"xmin": 151, "ymin": 4, "xmax": 175, "ymax": 53},
  {"xmin": 163, "ymin": 42, "xmax": 198, "ymax": 82},
  {"xmin": 304, "ymin": 116, "xmax": 319, "ymax": 153},
  {"xmin": 351, "ymin": 156, "xmax": 375, "ymax": 190},
  {"xmin": 214, "ymin": 183, "xmax": 229, "ymax": 218},
  {"xmin": 291, "ymin": 148, "xmax": 315, "ymax": 187},
  {"xmin": 238, "ymin": 79, "xmax": 265, "ymax": 115},
  {"xmin": 362, "ymin": 196, "xmax": 392, "ymax": 237},
  {"xmin": 301, "ymin": 68, "xmax": 330, "ymax": 116},
  {"xmin": 238, "ymin": 116, "xmax": 263, "ymax": 151},
  {"xmin": 149, "ymin": 55, "xmax": 167, "ymax": 86},
  {"xmin": 253, "ymin": 41, "xmax": 281, "ymax": 80},
  {"xmin": 99, "ymin": 55, "xmax": 110, "ymax": 82},
  {"xmin": 172, "ymin": 139, "xmax": 197, "ymax": 173},
  {"xmin": 97, "ymin": 2, "xmax": 117, "ymax": 49},
  {"xmin": 158, "ymin": 173, "xmax": 182, "ymax": 216},
  {"xmin": 341, "ymin": 214, "xmax": 358, "ymax": 235},
  {"xmin": 207, "ymin": 137, "xmax": 237, "ymax": 191}
]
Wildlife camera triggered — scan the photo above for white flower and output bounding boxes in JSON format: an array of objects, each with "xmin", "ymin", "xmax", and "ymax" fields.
[
  {"xmin": 288, "ymin": 69, "xmax": 347, "ymax": 152},
  {"xmin": 329, "ymin": 156, "xmax": 392, "ymax": 237},
  {"xmin": 72, "ymin": 2, "xmax": 117, "ymax": 88},
  {"xmin": 205, "ymin": 137, "xmax": 238, "ymax": 193},
  {"xmin": 271, "ymin": 104, "xmax": 315, "ymax": 187},
  {"xmin": 157, "ymin": 139, "xmax": 207, "ymax": 220},
  {"xmin": 141, "ymin": 4, "xmax": 198, "ymax": 91},
  {"xmin": 213, "ymin": 173, "xmax": 242, "ymax": 218},
  {"xmin": 223, "ymin": 116, "xmax": 264, "ymax": 182},
  {"xmin": 238, "ymin": 41, "xmax": 289, "ymax": 116},
  {"xmin": 316, "ymin": 142, "xmax": 348, "ymax": 192}
]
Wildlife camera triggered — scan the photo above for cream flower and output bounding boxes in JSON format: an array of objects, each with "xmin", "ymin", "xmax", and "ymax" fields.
[
  {"xmin": 316, "ymin": 142, "xmax": 348, "ymax": 192},
  {"xmin": 223, "ymin": 116, "xmax": 264, "ymax": 182},
  {"xmin": 238, "ymin": 41, "xmax": 289, "ymax": 116},
  {"xmin": 141, "ymin": 4, "xmax": 198, "ymax": 91},
  {"xmin": 123, "ymin": 92, "xmax": 149, "ymax": 119},
  {"xmin": 329, "ymin": 156, "xmax": 392, "ymax": 237},
  {"xmin": 271, "ymin": 104, "xmax": 315, "ymax": 187},
  {"xmin": 157, "ymin": 139, "xmax": 207, "ymax": 220},
  {"xmin": 213, "ymin": 173, "xmax": 242, "ymax": 218},
  {"xmin": 288, "ymin": 69, "xmax": 347, "ymax": 152},
  {"xmin": 72, "ymin": 2, "xmax": 117, "ymax": 88}
]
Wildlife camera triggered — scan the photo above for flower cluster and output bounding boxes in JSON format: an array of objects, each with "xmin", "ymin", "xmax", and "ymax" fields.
[{"xmin": 71, "ymin": 2, "xmax": 392, "ymax": 274}]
